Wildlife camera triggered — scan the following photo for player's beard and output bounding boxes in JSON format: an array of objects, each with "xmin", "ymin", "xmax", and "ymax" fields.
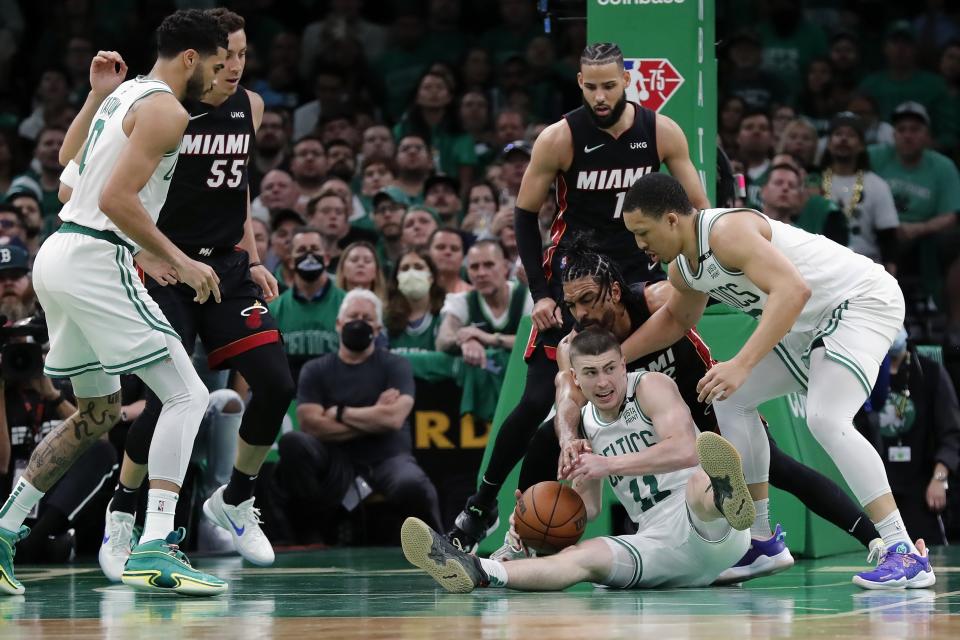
[
  {"xmin": 184, "ymin": 65, "xmax": 206, "ymax": 102},
  {"xmin": 584, "ymin": 92, "xmax": 628, "ymax": 129}
]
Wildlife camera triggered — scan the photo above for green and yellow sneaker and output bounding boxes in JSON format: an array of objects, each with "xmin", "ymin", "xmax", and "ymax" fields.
[
  {"xmin": 121, "ymin": 527, "xmax": 228, "ymax": 596},
  {"xmin": 0, "ymin": 525, "xmax": 29, "ymax": 595}
]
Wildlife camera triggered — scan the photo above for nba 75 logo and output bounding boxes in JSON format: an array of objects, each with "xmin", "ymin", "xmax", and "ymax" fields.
[{"xmin": 623, "ymin": 59, "xmax": 684, "ymax": 113}]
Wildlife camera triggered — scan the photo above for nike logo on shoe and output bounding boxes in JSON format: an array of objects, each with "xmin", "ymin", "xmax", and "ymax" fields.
[
  {"xmin": 584, "ymin": 144, "xmax": 604, "ymax": 153},
  {"xmin": 102, "ymin": 534, "xmax": 110, "ymax": 544},
  {"xmin": 224, "ymin": 512, "xmax": 245, "ymax": 536}
]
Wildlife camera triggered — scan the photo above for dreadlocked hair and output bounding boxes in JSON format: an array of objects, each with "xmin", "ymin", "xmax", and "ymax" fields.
[{"xmin": 559, "ymin": 232, "xmax": 631, "ymax": 306}]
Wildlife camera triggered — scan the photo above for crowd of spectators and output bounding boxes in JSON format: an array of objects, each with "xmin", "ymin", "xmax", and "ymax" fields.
[{"xmin": 0, "ymin": 0, "xmax": 956, "ymax": 552}]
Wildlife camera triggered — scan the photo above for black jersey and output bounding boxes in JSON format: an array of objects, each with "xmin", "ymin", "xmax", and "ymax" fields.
[
  {"xmin": 548, "ymin": 102, "xmax": 664, "ymax": 285},
  {"xmin": 624, "ymin": 283, "xmax": 717, "ymax": 432},
  {"xmin": 157, "ymin": 87, "xmax": 255, "ymax": 249}
]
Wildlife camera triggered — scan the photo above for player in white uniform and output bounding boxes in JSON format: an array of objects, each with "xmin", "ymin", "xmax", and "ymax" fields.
[
  {"xmin": 0, "ymin": 10, "xmax": 229, "ymax": 597},
  {"xmin": 620, "ymin": 172, "xmax": 935, "ymax": 590},
  {"xmin": 400, "ymin": 328, "xmax": 752, "ymax": 593}
]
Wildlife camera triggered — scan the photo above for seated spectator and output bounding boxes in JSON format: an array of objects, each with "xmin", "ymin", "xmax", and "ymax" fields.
[
  {"xmin": 0, "ymin": 204, "xmax": 27, "ymax": 250},
  {"xmin": 306, "ymin": 190, "xmax": 350, "ymax": 274},
  {"xmin": 770, "ymin": 104, "xmax": 797, "ymax": 150},
  {"xmin": 336, "ymin": 240, "xmax": 388, "ymax": 300},
  {"xmin": 372, "ymin": 186, "xmax": 409, "ymax": 276},
  {"xmin": 830, "ymin": 31, "xmax": 863, "ymax": 106},
  {"xmin": 857, "ymin": 329, "xmax": 960, "ymax": 545},
  {"xmin": 268, "ymin": 227, "xmax": 346, "ymax": 381},
  {"xmin": 267, "ymin": 209, "xmax": 304, "ymax": 290},
  {"xmin": 385, "ymin": 250, "xmax": 446, "ymax": 352},
  {"xmin": 459, "ymin": 91, "xmax": 495, "ymax": 171},
  {"xmin": 718, "ymin": 95, "xmax": 746, "ymax": 158},
  {"xmin": 869, "ymin": 102, "xmax": 960, "ymax": 301},
  {"xmin": 394, "ymin": 133, "xmax": 433, "ymax": 202},
  {"xmin": 428, "ymin": 228, "xmax": 471, "ymax": 294},
  {"xmin": 460, "ymin": 180, "xmax": 500, "ymax": 237},
  {"xmin": 248, "ymin": 108, "xmax": 291, "ymax": 199},
  {"xmin": 436, "ymin": 240, "xmax": 532, "ymax": 368},
  {"xmin": 498, "ymin": 140, "xmax": 530, "ymax": 209},
  {"xmin": 797, "ymin": 57, "xmax": 843, "ymax": 137},
  {"xmin": 819, "ymin": 112, "xmax": 899, "ymax": 273},
  {"xmin": 393, "ymin": 70, "xmax": 477, "ymax": 188},
  {"xmin": 401, "ymin": 205, "xmax": 440, "ymax": 251},
  {"xmin": 252, "ymin": 169, "xmax": 300, "ymax": 223},
  {"xmin": 490, "ymin": 208, "xmax": 520, "ymax": 279},
  {"xmin": 360, "ymin": 125, "xmax": 395, "ymax": 166},
  {"xmin": 776, "ymin": 118, "xmax": 820, "ymax": 177},
  {"xmin": 325, "ymin": 139, "xmax": 357, "ymax": 183},
  {"xmin": 291, "ymin": 135, "xmax": 329, "ymax": 212},
  {"xmin": 720, "ymin": 29, "xmax": 787, "ymax": 113},
  {"xmin": 270, "ymin": 290, "xmax": 441, "ymax": 543},
  {"xmin": 251, "ymin": 217, "xmax": 270, "ymax": 271},
  {"xmin": 18, "ymin": 69, "xmax": 72, "ymax": 142},
  {"xmin": 358, "ymin": 155, "xmax": 396, "ymax": 222},
  {"xmin": 761, "ymin": 162, "xmax": 847, "ymax": 245},
  {"xmin": 848, "ymin": 93, "xmax": 895, "ymax": 147},
  {"xmin": 8, "ymin": 125, "xmax": 65, "ymax": 218},
  {"xmin": 423, "ymin": 175, "xmax": 462, "ymax": 228},
  {"xmin": 319, "ymin": 113, "xmax": 359, "ymax": 151},
  {"xmin": 735, "ymin": 110, "xmax": 774, "ymax": 209},
  {"xmin": 7, "ymin": 190, "xmax": 43, "ymax": 255},
  {"xmin": 318, "ymin": 175, "xmax": 366, "ymax": 231}
]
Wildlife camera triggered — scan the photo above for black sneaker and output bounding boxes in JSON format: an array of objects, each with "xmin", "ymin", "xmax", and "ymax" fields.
[
  {"xmin": 401, "ymin": 517, "xmax": 489, "ymax": 593},
  {"xmin": 445, "ymin": 497, "xmax": 499, "ymax": 553}
]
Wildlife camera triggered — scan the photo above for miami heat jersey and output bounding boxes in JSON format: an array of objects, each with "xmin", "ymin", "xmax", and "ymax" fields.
[
  {"xmin": 157, "ymin": 87, "xmax": 255, "ymax": 248},
  {"xmin": 624, "ymin": 283, "xmax": 716, "ymax": 432},
  {"xmin": 549, "ymin": 102, "xmax": 663, "ymax": 284}
]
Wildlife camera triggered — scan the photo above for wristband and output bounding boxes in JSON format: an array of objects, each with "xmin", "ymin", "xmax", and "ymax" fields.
[
  {"xmin": 336, "ymin": 405, "xmax": 345, "ymax": 424},
  {"xmin": 249, "ymin": 261, "xmax": 263, "ymax": 268}
]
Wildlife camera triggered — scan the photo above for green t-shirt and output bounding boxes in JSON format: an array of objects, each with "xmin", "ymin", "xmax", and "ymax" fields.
[
  {"xmin": 393, "ymin": 120, "xmax": 478, "ymax": 177},
  {"xmin": 389, "ymin": 312, "xmax": 442, "ymax": 353},
  {"xmin": 268, "ymin": 281, "xmax": 346, "ymax": 359},
  {"xmin": 793, "ymin": 194, "xmax": 842, "ymax": 236},
  {"xmin": 758, "ymin": 20, "xmax": 828, "ymax": 102},
  {"xmin": 868, "ymin": 144, "xmax": 960, "ymax": 223}
]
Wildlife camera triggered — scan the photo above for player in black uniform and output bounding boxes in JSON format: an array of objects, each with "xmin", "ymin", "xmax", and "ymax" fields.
[
  {"xmin": 58, "ymin": 10, "xmax": 294, "ymax": 577},
  {"xmin": 502, "ymin": 239, "xmax": 883, "ymax": 582},
  {"xmin": 446, "ymin": 42, "xmax": 711, "ymax": 551}
]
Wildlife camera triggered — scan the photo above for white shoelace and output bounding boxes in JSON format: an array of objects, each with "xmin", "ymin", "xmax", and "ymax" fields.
[{"xmin": 235, "ymin": 501, "xmax": 266, "ymax": 540}]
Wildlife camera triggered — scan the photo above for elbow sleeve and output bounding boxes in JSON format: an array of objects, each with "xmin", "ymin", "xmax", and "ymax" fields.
[{"xmin": 515, "ymin": 207, "xmax": 551, "ymax": 301}]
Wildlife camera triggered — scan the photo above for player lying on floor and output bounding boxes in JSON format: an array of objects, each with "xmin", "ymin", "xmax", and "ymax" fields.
[{"xmin": 401, "ymin": 327, "xmax": 756, "ymax": 592}]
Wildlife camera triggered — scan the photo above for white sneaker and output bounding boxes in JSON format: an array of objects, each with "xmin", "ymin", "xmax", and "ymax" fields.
[
  {"xmin": 98, "ymin": 504, "xmax": 137, "ymax": 582},
  {"xmin": 202, "ymin": 485, "xmax": 275, "ymax": 566}
]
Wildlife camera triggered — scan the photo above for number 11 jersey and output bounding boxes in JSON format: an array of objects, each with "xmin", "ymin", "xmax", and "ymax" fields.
[{"xmin": 579, "ymin": 370, "xmax": 697, "ymax": 531}]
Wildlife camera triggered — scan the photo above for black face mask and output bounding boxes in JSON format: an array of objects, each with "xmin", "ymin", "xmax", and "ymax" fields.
[
  {"xmin": 341, "ymin": 319, "xmax": 374, "ymax": 352},
  {"xmin": 295, "ymin": 253, "xmax": 325, "ymax": 282}
]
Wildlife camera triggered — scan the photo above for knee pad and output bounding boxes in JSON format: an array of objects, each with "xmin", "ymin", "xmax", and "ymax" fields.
[{"xmin": 208, "ymin": 388, "xmax": 244, "ymax": 415}]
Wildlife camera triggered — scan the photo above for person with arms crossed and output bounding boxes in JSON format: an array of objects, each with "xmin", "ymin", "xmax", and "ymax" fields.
[
  {"xmin": 0, "ymin": 9, "xmax": 228, "ymax": 596},
  {"xmin": 447, "ymin": 41, "xmax": 710, "ymax": 551},
  {"xmin": 620, "ymin": 172, "xmax": 934, "ymax": 589},
  {"xmin": 403, "ymin": 328, "xmax": 752, "ymax": 593},
  {"xmin": 59, "ymin": 9, "xmax": 295, "ymax": 580}
]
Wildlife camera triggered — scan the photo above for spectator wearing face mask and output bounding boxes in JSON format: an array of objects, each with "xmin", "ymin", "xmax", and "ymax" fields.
[
  {"xmin": 268, "ymin": 227, "xmax": 346, "ymax": 382},
  {"xmin": 267, "ymin": 290, "xmax": 441, "ymax": 544},
  {"xmin": 385, "ymin": 250, "xmax": 446, "ymax": 353}
]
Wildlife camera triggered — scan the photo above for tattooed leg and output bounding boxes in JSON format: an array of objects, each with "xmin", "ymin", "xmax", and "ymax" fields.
[{"xmin": 23, "ymin": 391, "xmax": 121, "ymax": 492}]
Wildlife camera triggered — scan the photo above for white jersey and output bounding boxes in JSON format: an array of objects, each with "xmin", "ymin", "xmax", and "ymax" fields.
[
  {"xmin": 580, "ymin": 371, "xmax": 697, "ymax": 531},
  {"xmin": 59, "ymin": 76, "xmax": 179, "ymax": 247},
  {"xmin": 674, "ymin": 208, "xmax": 890, "ymax": 332}
]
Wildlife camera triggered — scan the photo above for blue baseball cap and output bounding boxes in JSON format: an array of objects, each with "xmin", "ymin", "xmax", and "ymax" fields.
[{"xmin": 0, "ymin": 244, "xmax": 29, "ymax": 275}]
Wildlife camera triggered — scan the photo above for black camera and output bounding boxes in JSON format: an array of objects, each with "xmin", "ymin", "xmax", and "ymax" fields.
[{"xmin": 0, "ymin": 311, "xmax": 48, "ymax": 383}]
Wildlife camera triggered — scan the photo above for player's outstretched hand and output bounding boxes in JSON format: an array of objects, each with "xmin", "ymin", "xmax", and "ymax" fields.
[
  {"xmin": 530, "ymin": 298, "xmax": 562, "ymax": 332},
  {"xmin": 178, "ymin": 258, "xmax": 222, "ymax": 304},
  {"xmin": 134, "ymin": 250, "xmax": 178, "ymax": 286},
  {"xmin": 90, "ymin": 51, "xmax": 128, "ymax": 98},
  {"xmin": 250, "ymin": 264, "xmax": 279, "ymax": 302},
  {"xmin": 696, "ymin": 358, "xmax": 750, "ymax": 404},
  {"xmin": 557, "ymin": 438, "xmax": 592, "ymax": 480}
]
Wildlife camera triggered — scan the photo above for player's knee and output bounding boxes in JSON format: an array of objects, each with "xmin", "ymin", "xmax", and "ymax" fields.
[{"xmin": 209, "ymin": 388, "xmax": 244, "ymax": 415}]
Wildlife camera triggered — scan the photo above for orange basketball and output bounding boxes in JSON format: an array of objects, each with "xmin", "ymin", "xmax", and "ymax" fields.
[{"xmin": 513, "ymin": 481, "xmax": 587, "ymax": 554}]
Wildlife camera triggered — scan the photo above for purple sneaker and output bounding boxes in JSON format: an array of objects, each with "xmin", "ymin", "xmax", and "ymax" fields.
[
  {"xmin": 714, "ymin": 524, "xmax": 795, "ymax": 585},
  {"xmin": 853, "ymin": 540, "xmax": 936, "ymax": 590}
]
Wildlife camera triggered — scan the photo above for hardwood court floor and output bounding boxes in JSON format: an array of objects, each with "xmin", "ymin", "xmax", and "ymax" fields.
[{"xmin": 2, "ymin": 545, "xmax": 959, "ymax": 639}]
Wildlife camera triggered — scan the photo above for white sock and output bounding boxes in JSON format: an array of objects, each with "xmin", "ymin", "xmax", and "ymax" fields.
[
  {"xmin": 875, "ymin": 510, "xmax": 916, "ymax": 553},
  {"xmin": 0, "ymin": 478, "xmax": 44, "ymax": 532},
  {"xmin": 141, "ymin": 489, "xmax": 178, "ymax": 543},
  {"xmin": 478, "ymin": 557, "xmax": 508, "ymax": 587},
  {"xmin": 751, "ymin": 499, "xmax": 772, "ymax": 539}
]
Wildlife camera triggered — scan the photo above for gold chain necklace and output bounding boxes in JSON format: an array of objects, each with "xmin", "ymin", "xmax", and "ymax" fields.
[{"xmin": 822, "ymin": 168, "xmax": 864, "ymax": 219}]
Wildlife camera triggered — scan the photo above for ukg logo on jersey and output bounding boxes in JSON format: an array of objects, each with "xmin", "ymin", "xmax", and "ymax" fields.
[{"xmin": 596, "ymin": 0, "xmax": 685, "ymax": 6}]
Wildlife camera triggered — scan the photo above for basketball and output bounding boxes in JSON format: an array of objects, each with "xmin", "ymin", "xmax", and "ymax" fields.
[{"xmin": 513, "ymin": 481, "xmax": 587, "ymax": 554}]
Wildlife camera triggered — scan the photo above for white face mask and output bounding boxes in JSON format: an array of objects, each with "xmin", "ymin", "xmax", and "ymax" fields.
[{"xmin": 397, "ymin": 268, "xmax": 432, "ymax": 300}]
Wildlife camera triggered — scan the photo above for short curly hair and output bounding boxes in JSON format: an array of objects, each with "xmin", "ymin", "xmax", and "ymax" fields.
[{"xmin": 156, "ymin": 9, "xmax": 228, "ymax": 58}]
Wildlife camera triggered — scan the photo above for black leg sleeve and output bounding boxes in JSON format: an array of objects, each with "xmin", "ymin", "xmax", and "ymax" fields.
[
  {"xmin": 767, "ymin": 435, "xmax": 879, "ymax": 548},
  {"xmin": 517, "ymin": 419, "xmax": 561, "ymax": 492},
  {"xmin": 478, "ymin": 348, "xmax": 558, "ymax": 493},
  {"xmin": 230, "ymin": 342, "xmax": 296, "ymax": 447}
]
